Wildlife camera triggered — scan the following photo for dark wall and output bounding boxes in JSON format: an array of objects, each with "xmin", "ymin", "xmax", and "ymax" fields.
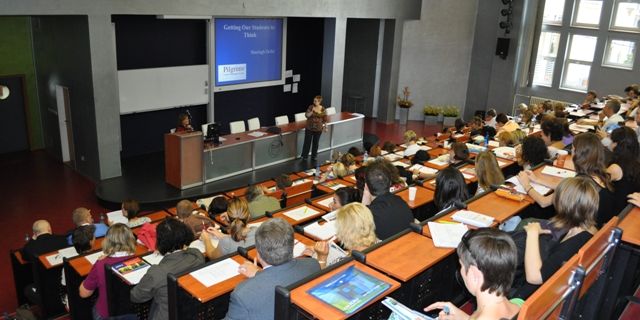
[
  {"xmin": 342, "ymin": 19, "xmax": 379, "ymax": 117},
  {"xmin": 31, "ymin": 16, "xmax": 99, "ymax": 179},
  {"xmin": 118, "ymin": 16, "xmax": 324, "ymax": 158}
]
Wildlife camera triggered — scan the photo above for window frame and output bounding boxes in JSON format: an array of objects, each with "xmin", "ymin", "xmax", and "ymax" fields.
[
  {"xmin": 601, "ymin": 37, "xmax": 637, "ymax": 69},
  {"xmin": 560, "ymin": 33, "xmax": 599, "ymax": 91},
  {"xmin": 571, "ymin": 0, "xmax": 604, "ymax": 28},
  {"xmin": 609, "ymin": 0, "xmax": 640, "ymax": 33}
]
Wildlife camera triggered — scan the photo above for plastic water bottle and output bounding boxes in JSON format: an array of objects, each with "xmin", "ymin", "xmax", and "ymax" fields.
[
  {"xmin": 315, "ymin": 163, "xmax": 320, "ymax": 178},
  {"xmin": 363, "ymin": 151, "xmax": 369, "ymax": 162},
  {"xmin": 24, "ymin": 233, "xmax": 30, "ymax": 242},
  {"xmin": 484, "ymin": 133, "xmax": 489, "ymax": 147}
]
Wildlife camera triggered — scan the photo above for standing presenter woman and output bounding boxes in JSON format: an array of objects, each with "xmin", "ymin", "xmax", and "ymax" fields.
[{"xmin": 301, "ymin": 95, "xmax": 328, "ymax": 162}]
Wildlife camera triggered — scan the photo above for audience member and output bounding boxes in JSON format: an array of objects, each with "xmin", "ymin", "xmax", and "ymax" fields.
[
  {"xmin": 62, "ymin": 225, "xmax": 95, "ymax": 311},
  {"xmin": 581, "ymin": 90, "xmax": 598, "ymax": 109},
  {"xmin": 361, "ymin": 160, "xmax": 413, "ymax": 240},
  {"xmin": 330, "ymin": 187, "xmax": 361, "ymax": 210},
  {"xmin": 68, "ymin": 207, "xmax": 108, "ymax": 245},
  {"xmin": 516, "ymin": 136, "xmax": 549, "ymax": 170},
  {"xmin": 208, "ymin": 196, "xmax": 229, "ymax": 219},
  {"xmin": 176, "ymin": 200, "xmax": 214, "ymax": 236},
  {"xmin": 381, "ymin": 141, "xmax": 396, "ymax": 154},
  {"xmin": 513, "ymin": 176, "xmax": 597, "ymax": 299},
  {"xmin": 434, "ymin": 166, "xmax": 470, "ymax": 212},
  {"xmin": 201, "ymin": 197, "xmax": 256, "ymax": 259},
  {"xmin": 591, "ymin": 99, "xmax": 624, "ymax": 133},
  {"xmin": 410, "ymin": 150, "xmax": 436, "ymax": 181},
  {"xmin": 553, "ymin": 102, "xmax": 568, "ymax": 117},
  {"xmin": 121, "ymin": 199, "xmax": 151, "ymax": 228},
  {"xmin": 402, "ymin": 130, "xmax": 421, "ymax": 157},
  {"xmin": 319, "ymin": 162, "xmax": 348, "ymax": 183},
  {"xmin": 475, "ymin": 151, "xmax": 505, "ymax": 194},
  {"xmin": 274, "ymin": 174, "xmax": 292, "ymax": 191},
  {"xmin": 22, "ymin": 220, "xmax": 68, "ymax": 263},
  {"xmin": 131, "ymin": 219, "xmax": 205, "ymax": 320},
  {"xmin": 368, "ymin": 145, "xmax": 383, "ymax": 158},
  {"xmin": 80, "ymin": 224, "xmax": 137, "ymax": 319},
  {"xmin": 425, "ymin": 228, "xmax": 520, "ymax": 319},
  {"xmin": 224, "ymin": 218, "xmax": 320, "ymax": 320},
  {"xmin": 347, "ymin": 146, "xmax": 363, "ymax": 157},
  {"xmin": 607, "ymin": 127, "xmax": 640, "ymax": 214},
  {"xmin": 340, "ymin": 153, "xmax": 358, "ymax": 172},
  {"xmin": 540, "ymin": 117, "xmax": 566, "ymax": 155},
  {"xmin": 496, "ymin": 113, "xmax": 519, "ymax": 133},
  {"xmin": 485, "ymin": 109, "xmax": 497, "ymax": 128},
  {"xmin": 469, "ymin": 116, "xmax": 484, "ymax": 136},
  {"xmin": 246, "ymin": 184, "xmax": 281, "ymax": 219},
  {"xmin": 448, "ymin": 142, "xmax": 470, "ymax": 165}
]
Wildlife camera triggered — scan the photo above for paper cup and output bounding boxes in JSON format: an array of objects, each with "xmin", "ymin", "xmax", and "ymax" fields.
[{"xmin": 408, "ymin": 186, "xmax": 417, "ymax": 201}]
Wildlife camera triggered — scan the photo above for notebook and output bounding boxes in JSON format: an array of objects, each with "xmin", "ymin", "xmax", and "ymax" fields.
[
  {"xmin": 308, "ymin": 265, "xmax": 390, "ymax": 315},
  {"xmin": 409, "ymin": 164, "xmax": 439, "ymax": 175},
  {"xmin": 451, "ymin": 210, "xmax": 494, "ymax": 228},
  {"xmin": 304, "ymin": 220, "xmax": 337, "ymax": 241},
  {"xmin": 106, "ymin": 210, "xmax": 129, "ymax": 225},
  {"xmin": 541, "ymin": 166, "xmax": 576, "ymax": 179},
  {"xmin": 428, "ymin": 222, "xmax": 468, "ymax": 248},
  {"xmin": 383, "ymin": 297, "xmax": 436, "ymax": 320},
  {"xmin": 112, "ymin": 257, "xmax": 151, "ymax": 285},
  {"xmin": 505, "ymin": 176, "xmax": 551, "ymax": 195}
]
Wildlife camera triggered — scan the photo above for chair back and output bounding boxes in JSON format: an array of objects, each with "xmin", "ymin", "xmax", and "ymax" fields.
[
  {"xmin": 247, "ymin": 117, "xmax": 260, "ymax": 131},
  {"xmin": 229, "ymin": 121, "xmax": 246, "ymax": 134},
  {"xmin": 275, "ymin": 115, "xmax": 289, "ymax": 126},
  {"xmin": 326, "ymin": 107, "xmax": 336, "ymax": 115},
  {"xmin": 294, "ymin": 112, "xmax": 306, "ymax": 122},
  {"xmin": 518, "ymin": 255, "xmax": 584, "ymax": 320}
]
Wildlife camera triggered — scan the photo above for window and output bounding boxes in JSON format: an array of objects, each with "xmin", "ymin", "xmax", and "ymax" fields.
[
  {"xmin": 561, "ymin": 34, "xmax": 598, "ymax": 91},
  {"xmin": 572, "ymin": 0, "xmax": 603, "ymax": 27},
  {"xmin": 603, "ymin": 38, "xmax": 636, "ymax": 68},
  {"xmin": 611, "ymin": 0, "xmax": 640, "ymax": 31},
  {"xmin": 543, "ymin": 0, "xmax": 567, "ymax": 25},
  {"xmin": 533, "ymin": 32, "xmax": 561, "ymax": 86}
]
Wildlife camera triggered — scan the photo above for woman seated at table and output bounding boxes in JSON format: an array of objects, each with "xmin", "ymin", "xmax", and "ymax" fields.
[
  {"xmin": 518, "ymin": 133, "xmax": 615, "ymax": 226},
  {"xmin": 318, "ymin": 162, "xmax": 349, "ymax": 183},
  {"xmin": 402, "ymin": 130, "xmax": 421, "ymax": 157},
  {"xmin": 515, "ymin": 136, "xmax": 549, "ymax": 170},
  {"xmin": 340, "ymin": 153, "xmax": 358, "ymax": 173},
  {"xmin": 246, "ymin": 184, "xmax": 281, "ymax": 219},
  {"xmin": 434, "ymin": 166, "xmax": 470, "ymax": 213},
  {"xmin": 475, "ymin": 151, "xmax": 505, "ymax": 195},
  {"xmin": 540, "ymin": 117, "xmax": 566, "ymax": 156},
  {"xmin": 607, "ymin": 127, "xmax": 640, "ymax": 215},
  {"xmin": 120, "ymin": 199, "xmax": 151, "ymax": 228},
  {"xmin": 329, "ymin": 187, "xmax": 361, "ymax": 211},
  {"xmin": 201, "ymin": 197, "xmax": 257, "ymax": 260},
  {"xmin": 309, "ymin": 202, "xmax": 378, "ymax": 268},
  {"xmin": 379, "ymin": 159, "xmax": 409, "ymax": 192},
  {"xmin": 512, "ymin": 176, "xmax": 597, "ymax": 299},
  {"xmin": 448, "ymin": 142, "xmax": 470, "ymax": 165},
  {"xmin": 79, "ymin": 224, "xmax": 137, "ymax": 319},
  {"xmin": 410, "ymin": 150, "xmax": 436, "ymax": 181},
  {"xmin": 207, "ymin": 196, "xmax": 228, "ymax": 221},
  {"xmin": 131, "ymin": 219, "xmax": 204, "ymax": 320},
  {"xmin": 425, "ymin": 228, "xmax": 520, "ymax": 320}
]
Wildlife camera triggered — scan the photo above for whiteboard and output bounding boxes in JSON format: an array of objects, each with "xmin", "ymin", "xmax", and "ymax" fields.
[{"xmin": 118, "ymin": 65, "xmax": 209, "ymax": 114}]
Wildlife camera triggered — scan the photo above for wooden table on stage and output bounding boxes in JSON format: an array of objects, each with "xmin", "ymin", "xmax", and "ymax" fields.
[
  {"xmin": 290, "ymin": 260, "xmax": 400, "ymax": 320},
  {"xmin": 177, "ymin": 255, "xmax": 253, "ymax": 303},
  {"xmin": 618, "ymin": 207, "xmax": 640, "ymax": 246},
  {"xmin": 395, "ymin": 186, "xmax": 434, "ymax": 209},
  {"xmin": 365, "ymin": 232, "xmax": 453, "ymax": 281}
]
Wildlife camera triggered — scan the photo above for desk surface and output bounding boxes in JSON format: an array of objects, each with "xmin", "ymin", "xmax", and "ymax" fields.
[
  {"xmin": 315, "ymin": 178, "xmax": 355, "ymax": 195},
  {"xmin": 395, "ymin": 185, "xmax": 434, "ymax": 209},
  {"xmin": 309, "ymin": 193, "xmax": 335, "ymax": 212},
  {"xmin": 290, "ymin": 260, "xmax": 400, "ymax": 320},
  {"xmin": 272, "ymin": 203, "xmax": 327, "ymax": 226},
  {"xmin": 177, "ymin": 255, "xmax": 251, "ymax": 303},
  {"xmin": 619, "ymin": 207, "xmax": 640, "ymax": 246},
  {"xmin": 246, "ymin": 233, "xmax": 315, "ymax": 261},
  {"xmin": 532, "ymin": 164, "xmax": 570, "ymax": 188},
  {"xmin": 365, "ymin": 232, "xmax": 453, "ymax": 281}
]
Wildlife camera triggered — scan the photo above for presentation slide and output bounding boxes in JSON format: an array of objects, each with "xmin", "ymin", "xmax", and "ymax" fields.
[{"xmin": 214, "ymin": 18, "xmax": 284, "ymax": 87}]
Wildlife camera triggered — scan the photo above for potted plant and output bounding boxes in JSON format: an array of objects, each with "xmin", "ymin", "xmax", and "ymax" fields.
[
  {"xmin": 442, "ymin": 105, "xmax": 460, "ymax": 126},
  {"xmin": 423, "ymin": 105, "xmax": 441, "ymax": 125},
  {"xmin": 397, "ymin": 86, "xmax": 413, "ymax": 125}
]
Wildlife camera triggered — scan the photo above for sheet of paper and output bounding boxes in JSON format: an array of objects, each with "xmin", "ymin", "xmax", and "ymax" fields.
[
  {"xmin": 418, "ymin": 145, "xmax": 431, "ymax": 151},
  {"xmin": 497, "ymin": 160, "xmax": 508, "ymax": 167},
  {"xmin": 493, "ymin": 147, "xmax": 516, "ymax": 159},
  {"xmin": 304, "ymin": 220, "xmax": 337, "ymax": 240},
  {"xmin": 84, "ymin": 251, "xmax": 104, "ymax": 265},
  {"xmin": 409, "ymin": 164, "xmax": 439, "ymax": 175},
  {"xmin": 292, "ymin": 83, "xmax": 298, "ymax": 93},
  {"xmin": 392, "ymin": 161, "xmax": 410, "ymax": 168},
  {"xmin": 247, "ymin": 221, "xmax": 265, "ymax": 229},
  {"xmin": 322, "ymin": 210, "xmax": 337, "ymax": 222},
  {"xmin": 451, "ymin": 210, "xmax": 494, "ymax": 228},
  {"xmin": 428, "ymin": 222, "xmax": 468, "ymax": 248},
  {"xmin": 106, "ymin": 210, "xmax": 129, "ymax": 225},
  {"xmin": 45, "ymin": 246, "xmax": 79, "ymax": 266},
  {"xmin": 292, "ymin": 178, "xmax": 311, "ymax": 186},
  {"xmin": 247, "ymin": 131, "xmax": 267, "ymax": 138},
  {"xmin": 541, "ymin": 166, "xmax": 576, "ymax": 178},
  {"xmin": 283, "ymin": 84, "xmax": 292, "ymax": 92},
  {"xmin": 383, "ymin": 154, "xmax": 402, "ymax": 162},
  {"xmin": 191, "ymin": 258, "xmax": 240, "ymax": 287},
  {"xmin": 428, "ymin": 157, "xmax": 449, "ymax": 167},
  {"xmin": 293, "ymin": 241, "xmax": 307, "ymax": 257},
  {"xmin": 285, "ymin": 69, "xmax": 293, "ymax": 77},
  {"xmin": 142, "ymin": 252, "xmax": 165, "ymax": 265},
  {"xmin": 488, "ymin": 140, "xmax": 500, "ymax": 147},
  {"xmin": 317, "ymin": 197, "xmax": 334, "ymax": 209},
  {"xmin": 293, "ymin": 74, "xmax": 300, "ymax": 82},
  {"xmin": 506, "ymin": 176, "xmax": 550, "ymax": 195},
  {"xmin": 283, "ymin": 206, "xmax": 320, "ymax": 221}
]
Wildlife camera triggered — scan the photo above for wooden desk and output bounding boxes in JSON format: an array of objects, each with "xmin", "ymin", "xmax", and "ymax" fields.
[
  {"xmin": 365, "ymin": 232, "xmax": 453, "ymax": 281},
  {"xmin": 272, "ymin": 203, "xmax": 327, "ymax": 226},
  {"xmin": 177, "ymin": 255, "xmax": 251, "ymax": 303},
  {"xmin": 395, "ymin": 186, "xmax": 434, "ymax": 209},
  {"xmin": 427, "ymin": 147, "xmax": 448, "ymax": 159},
  {"xmin": 68, "ymin": 244, "xmax": 150, "ymax": 277},
  {"xmin": 532, "ymin": 164, "xmax": 572, "ymax": 188},
  {"xmin": 467, "ymin": 191, "xmax": 533, "ymax": 222},
  {"xmin": 309, "ymin": 193, "xmax": 335, "ymax": 212},
  {"xmin": 342, "ymin": 174, "xmax": 356, "ymax": 184},
  {"xmin": 246, "ymin": 233, "xmax": 315, "ymax": 260},
  {"xmin": 618, "ymin": 207, "xmax": 640, "ymax": 246},
  {"xmin": 315, "ymin": 178, "xmax": 354, "ymax": 194},
  {"xmin": 290, "ymin": 260, "xmax": 400, "ymax": 320}
]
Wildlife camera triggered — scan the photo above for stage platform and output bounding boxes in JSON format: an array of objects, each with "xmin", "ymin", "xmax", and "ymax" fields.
[{"xmin": 95, "ymin": 150, "xmax": 336, "ymax": 210}]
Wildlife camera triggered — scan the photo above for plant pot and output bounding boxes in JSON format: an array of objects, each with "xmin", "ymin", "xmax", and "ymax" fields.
[
  {"xmin": 443, "ymin": 116, "xmax": 456, "ymax": 126},
  {"xmin": 443, "ymin": 116, "xmax": 457, "ymax": 126},
  {"xmin": 424, "ymin": 115, "xmax": 438, "ymax": 125},
  {"xmin": 399, "ymin": 107, "xmax": 409, "ymax": 125}
]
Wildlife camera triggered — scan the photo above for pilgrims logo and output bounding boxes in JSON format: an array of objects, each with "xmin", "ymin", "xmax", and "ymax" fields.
[{"xmin": 218, "ymin": 64, "xmax": 247, "ymax": 82}]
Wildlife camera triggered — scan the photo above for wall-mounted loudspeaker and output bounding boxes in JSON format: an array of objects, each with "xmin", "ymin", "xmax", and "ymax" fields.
[{"xmin": 495, "ymin": 38, "xmax": 510, "ymax": 60}]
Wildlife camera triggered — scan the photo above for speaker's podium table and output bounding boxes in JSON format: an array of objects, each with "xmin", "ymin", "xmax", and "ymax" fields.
[{"xmin": 164, "ymin": 131, "xmax": 204, "ymax": 189}]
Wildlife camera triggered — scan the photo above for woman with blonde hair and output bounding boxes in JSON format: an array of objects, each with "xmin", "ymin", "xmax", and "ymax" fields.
[
  {"xmin": 80, "ymin": 224, "xmax": 136, "ymax": 319},
  {"xmin": 474, "ymin": 151, "xmax": 505, "ymax": 194},
  {"xmin": 319, "ymin": 162, "xmax": 349, "ymax": 183},
  {"xmin": 403, "ymin": 129, "xmax": 420, "ymax": 157},
  {"xmin": 514, "ymin": 176, "xmax": 597, "ymax": 298},
  {"xmin": 201, "ymin": 197, "xmax": 257, "ymax": 259},
  {"xmin": 311, "ymin": 203, "xmax": 378, "ymax": 268}
]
